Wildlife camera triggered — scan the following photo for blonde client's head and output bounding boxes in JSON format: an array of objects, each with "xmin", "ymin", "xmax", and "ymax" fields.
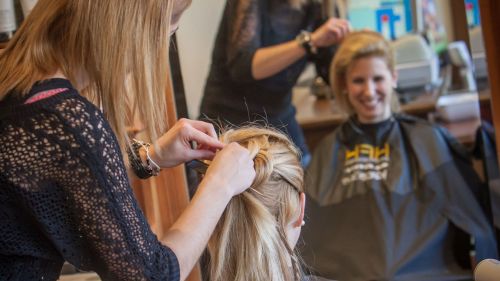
[
  {"xmin": 330, "ymin": 30, "xmax": 399, "ymax": 124},
  {"xmin": 207, "ymin": 127, "xmax": 305, "ymax": 281}
]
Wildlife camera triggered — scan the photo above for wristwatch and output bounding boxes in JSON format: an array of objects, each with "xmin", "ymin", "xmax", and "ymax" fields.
[{"xmin": 296, "ymin": 30, "xmax": 318, "ymax": 56}]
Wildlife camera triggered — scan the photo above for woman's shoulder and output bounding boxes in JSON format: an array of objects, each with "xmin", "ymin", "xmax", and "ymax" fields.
[
  {"xmin": 1, "ymin": 79, "xmax": 102, "ymax": 123},
  {"xmin": 393, "ymin": 113, "xmax": 445, "ymax": 137},
  {"xmin": 394, "ymin": 113, "xmax": 471, "ymax": 164},
  {"xmin": 1, "ymin": 82, "xmax": 111, "ymax": 149},
  {"xmin": 314, "ymin": 124, "xmax": 343, "ymax": 152},
  {"xmin": 393, "ymin": 113, "xmax": 433, "ymax": 127}
]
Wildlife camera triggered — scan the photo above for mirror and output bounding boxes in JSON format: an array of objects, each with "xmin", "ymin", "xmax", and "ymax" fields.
[
  {"xmin": 175, "ymin": 0, "xmax": 499, "ymax": 280},
  {"xmin": 298, "ymin": 0, "xmax": 499, "ymax": 280}
]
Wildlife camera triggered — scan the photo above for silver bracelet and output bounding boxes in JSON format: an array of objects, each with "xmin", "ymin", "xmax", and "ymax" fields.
[{"xmin": 127, "ymin": 139, "xmax": 161, "ymax": 179}]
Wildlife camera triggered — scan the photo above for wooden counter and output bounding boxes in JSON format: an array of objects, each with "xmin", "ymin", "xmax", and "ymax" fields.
[{"xmin": 293, "ymin": 86, "xmax": 490, "ymax": 149}]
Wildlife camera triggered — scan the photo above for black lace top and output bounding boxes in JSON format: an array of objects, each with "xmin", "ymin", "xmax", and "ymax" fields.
[{"xmin": 0, "ymin": 79, "xmax": 180, "ymax": 281}]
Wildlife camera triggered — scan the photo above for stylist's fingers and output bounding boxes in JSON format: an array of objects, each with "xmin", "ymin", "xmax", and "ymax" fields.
[
  {"xmin": 338, "ymin": 20, "xmax": 350, "ymax": 38},
  {"xmin": 180, "ymin": 118, "xmax": 219, "ymax": 140},
  {"xmin": 187, "ymin": 126, "xmax": 224, "ymax": 151},
  {"xmin": 343, "ymin": 20, "xmax": 352, "ymax": 34},
  {"xmin": 315, "ymin": 18, "xmax": 348, "ymax": 46},
  {"xmin": 330, "ymin": 19, "xmax": 349, "ymax": 41},
  {"xmin": 153, "ymin": 118, "xmax": 222, "ymax": 167},
  {"xmin": 177, "ymin": 119, "xmax": 221, "ymax": 152},
  {"xmin": 331, "ymin": 26, "xmax": 343, "ymax": 41}
]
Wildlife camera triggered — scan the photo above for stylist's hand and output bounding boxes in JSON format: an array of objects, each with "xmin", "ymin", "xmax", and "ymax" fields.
[
  {"xmin": 151, "ymin": 118, "xmax": 223, "ymax": 168},
  {"xmin": 202, "ymin": 142, "xmax": 256, "ymax": 197},
  {"xmin": 312, "ymin": 17, "xmax": 350, "ymax": 47}
]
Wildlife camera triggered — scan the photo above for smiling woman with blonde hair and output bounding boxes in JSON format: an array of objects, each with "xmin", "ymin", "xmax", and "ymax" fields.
[
  {"xmin": 302, "ymin": 30, "xmax": 497, "ymax": 281},
  {"xmin": 207, "ymin": 127, "xmax": 306, "ymax": 281}
]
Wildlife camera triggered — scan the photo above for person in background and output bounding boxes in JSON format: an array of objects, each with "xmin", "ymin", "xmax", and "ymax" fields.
[
  {"xmin": 301, "ymin": 30, "xmax": 497, "ymax": 281},
  {"xmin": 198, "ymin": 0, "xmax": 350, "ymax": 166},
  {"xmin": 206, "ymin": 127, "xmax": 305, "ymax": 281},
  {"xmin": 0, "ymin": 1, "xmax": 255, "ymax": 280}
]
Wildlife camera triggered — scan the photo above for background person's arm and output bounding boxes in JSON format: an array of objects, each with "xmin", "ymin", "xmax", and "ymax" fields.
[
  {"xmin": 251, "ymin": 17, "xmax": 350, "ymax": 80},
  {"xmin": 221, "ymin": 0, "xmax": 346, "ymax": 83}
]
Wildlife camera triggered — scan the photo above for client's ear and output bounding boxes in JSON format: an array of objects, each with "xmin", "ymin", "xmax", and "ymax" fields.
[{"xmin": 293, "ymin": 192, "xmax": 306, "ymax": 228}]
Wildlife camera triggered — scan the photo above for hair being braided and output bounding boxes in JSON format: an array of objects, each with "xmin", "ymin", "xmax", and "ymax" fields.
[{"xmin": 208, "ymin": 127, "xmax": 304, "ymax": 281}]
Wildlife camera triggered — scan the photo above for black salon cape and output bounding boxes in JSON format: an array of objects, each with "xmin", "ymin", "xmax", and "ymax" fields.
[
  {"xmin": 475, "ymin": 122, "xmax": 500, "ymax": 230},
  {"xmin": 302, "ymin": 114, "xmax": 498, "ymax": 281}
]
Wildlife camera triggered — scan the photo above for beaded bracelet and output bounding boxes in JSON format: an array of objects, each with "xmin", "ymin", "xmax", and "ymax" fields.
[{"xmin": 127, "ymin": 139, "xmax": 161, "ymax": 179}]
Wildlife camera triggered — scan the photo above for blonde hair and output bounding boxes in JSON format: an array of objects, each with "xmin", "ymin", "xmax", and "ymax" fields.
[
  {"xmin": 0, "ymin": 0, "xmax": 191, "ymax": 150},
  {"xmin": 330, "ymin": 30, "xmax": 399, "ymax": 116},
  {"xmin": 208, "ymin": 127, "xmax": 305, "ymax": 281}
]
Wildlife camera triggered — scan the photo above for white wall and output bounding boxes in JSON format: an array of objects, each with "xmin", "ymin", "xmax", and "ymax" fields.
[{"xmin": 176, "ymin": 0, "xmax": 226, "ymax": 118}]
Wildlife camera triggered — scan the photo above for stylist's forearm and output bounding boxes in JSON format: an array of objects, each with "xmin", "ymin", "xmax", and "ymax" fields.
[
  {"xmin": 162, "ymin": 177, "xmax": 232, "ymax": 281},
  {"xmin": 251, "ymin": 40, "xmax": 306, "ymax": 80}
]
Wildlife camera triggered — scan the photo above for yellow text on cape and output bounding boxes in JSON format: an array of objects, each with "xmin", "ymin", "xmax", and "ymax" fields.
[{"xmin": 345, "ymin": 143, "xmax": 390, "ymax": 161}]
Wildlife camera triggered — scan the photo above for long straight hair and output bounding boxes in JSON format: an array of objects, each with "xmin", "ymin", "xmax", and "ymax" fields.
[
  {"xmin": 208, "ymin": 127, "xmax": 305, "ymax": 281},
  {"xmin": 0, "ymin": 0, "xmax": 190, "ymax": 150}
]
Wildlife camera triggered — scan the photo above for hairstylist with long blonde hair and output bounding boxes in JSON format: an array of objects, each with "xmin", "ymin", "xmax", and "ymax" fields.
[{"xmin": 0, "ymin": 1, "xmax": 255, "ymax": 280}]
